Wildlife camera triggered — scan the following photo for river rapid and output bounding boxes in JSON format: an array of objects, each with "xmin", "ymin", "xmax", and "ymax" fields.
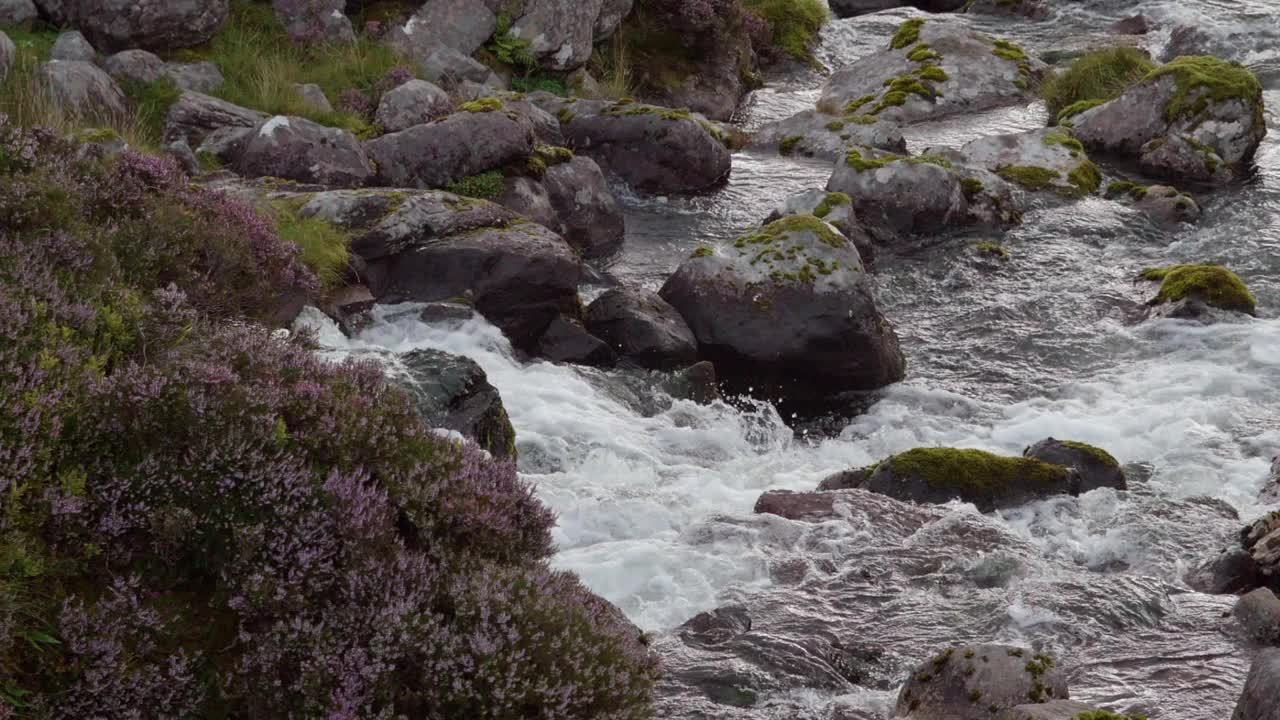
[{"xmin": 303, "ymin": 1, "xmax": 1280, "ymax": 717}]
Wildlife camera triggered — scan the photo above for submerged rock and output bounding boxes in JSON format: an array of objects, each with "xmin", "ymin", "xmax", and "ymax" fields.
[
  {"xmin": 532, "ymin": 96, "xmax": 732, "ymax": 194},
  {"xmin": 1186, "ymin": 547, "xmax": 1259, "ymax": 595},
  {"xmin": 536, "ymin": 314, "xmax": 617, "ymax": 367},
  {"xmin": 661, "ymin": 361, "xmax": 721, "ymax": 405},
  {"xmin": 400, "ymin": 348, "xmax": 516, "ymax": 459},
  {"xmin": 585, "ymin": 287, "xmax": 698, "ymax": 370},
  {"xmin": 1107, "ymin": 182, "xmax": 1201, "ymax": 227},
  {"xmin": 235, "ymin": 116, "xmax": 373, "ymax": 188},
  {"xmin": 862, "ymin": 448, "xmax": 1076, "ymax": 512},
  {"xmin": 1071, "ymin": 56, "xmax": 1266, "ymax": 184},
  {"xmin": 1023, "ymin": 438, "xmax": 1127, "ymax": 493},
  {"xmin": 660, "ymin": 216, "xmax": 905, "ymax": 409},
  {"xmin": 817, "ymin": 18, "xmax": 1045, "ymax": 128},
  {"xmin": 1233, "ymin": 649, "xmax": 1280, "ymax": 720},
  {"xmin": 999, "ymin": 700, "xmax": 1113, "ymax": 719},
  {"xmin": 894, "ymin": 644, "xmax": 1069, "ymax": 719}
]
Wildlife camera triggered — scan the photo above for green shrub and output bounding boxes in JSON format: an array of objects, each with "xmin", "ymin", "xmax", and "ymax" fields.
[
  {"xmin": 119, "ymin": 78, "xmax": 183, "ymax": 144},
  {"xmin": 745, "ymin": 0, "xmax": 829, "ymax": 62},
  {"xmin": 447, "ymin": 170, "xmax": 506, "ymax": 199},
  {"xmin": 1040, "ymin": 47, "xmax": 1155, "ymax": 122},
  {"xmin": 268, "ymin": 200, "xmax": 352, "ymax": 290}
]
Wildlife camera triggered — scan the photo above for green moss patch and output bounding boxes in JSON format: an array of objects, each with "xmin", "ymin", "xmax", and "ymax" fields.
[
  {"xmin": 844, "ymin": 95, "xmax": 876, "ymax": 115},
  {"xmin": 1042, "ymin": 130, "xmax": 1084, "ymax": 156},
  {"xmin": 446, "ymin": 170, "xmax": 506, "ymax": 200},
  {"xmin": 735, "ymin": 215, "xmax": 846, "ymax": 250},
  {"xmin": 745, "ymin": 0, "xmax": 829, "ymax": 63},
  {"xmin": 1067, "ymin": 160, "xmax": 1101, "ymax": 196},
  {"xmin": 1040, "ymin": 47, "xmax": 1155, "ymax": 121},
  {"xmin": 1139, "ymin": 264, "xmax": 1256, "ymax": 314},
  {"xmin": 976, "ymin": 241, "xmax": 1009, "ymax": 260},
  {"xmin": 814, "ymin": 192, "xmax": 851, "ymax": 219},
  {"xmin": 1106, "ymin": 181, "xmax": 1148, "ymax": 200},
  {"xmin": 1145, "ymin": 55, "xmax": 1263, "ymax": 125},
  {"xmin": 460, "ymin": 97, "xmax": 504, "ymax": 113},
  {"xmin": 960, "ymin": 177, "xmax": 985, "ymax": 197},
  {"xmin": 991, "ymin": 38, "xmax": 1028, "ymax": 62},
  {"xmin": 690, "ymin": 246, "xmax": 714, "ymax": 258},
  {"xmin": 891, "ymin": 18, "xmax": 925, "ymax": 50},
  {"xmin": 997, "ymin": 165, "xmax": 1060, "ymax": 191},
  {"xmin": 907, "ymin": 43, "xmax": 940, "ymax": 63},
  {"xmin": 779, "ymin": 135, "xmax": 803, "ymax": 155},
  {"xmin": 882, "ymin": 448, "xmax": 1072, "ymax": 495}
]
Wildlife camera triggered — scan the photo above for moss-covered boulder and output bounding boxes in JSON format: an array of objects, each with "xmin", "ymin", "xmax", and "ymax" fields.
[
  {"xmin": 862, "ymin": 448, "xmax": 1076, "ymax": 511},
  {"xmin": 894, "ymin": 644, "xmax": 1070, "ymax": 720},
  {"xmin": 960, "ymin": 128, "xmax": 1101, "ymax": 198},
  {"xmin": 1023, "ymin": 438, "xmax": 1127, "ymax": 493},
  {"xmin": 753, "ymin": 108, "xmax": 907, "ymax": 163},
  {"xmin": 816, "ymin": 19, "xmax": 1046, "ymax": 127},
  {"xmin": 1107, "ymin": 182, "xmax": 1201, "ymax": 228},
  {"xmin": 399, "ymin": 348, "xmax": 517, "ymax": 459},
  {"xmin": 1139, "ymin": 265, "xmax": 1257, "ymax": 316},
  {"xmin": 1071, "ymin": 56, "xmax": 1266, "ymax": 184},
  {"xmin": 659, "ymin": 215, "xmax": 905, "ymax": 410},
  {"xmin": 1041, "ymin": 47, "xmax": 1156, "ymax": 124},
  {"xmin": 763, "ymin": 189, "xmax": 877, "ymax": 265},
  {"xmin": 532, "ymin": 95, "xmax": 731, "ymax": 194}
]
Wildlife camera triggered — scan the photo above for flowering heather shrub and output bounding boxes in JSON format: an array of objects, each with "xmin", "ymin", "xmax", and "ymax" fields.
[{"xmin": 0, "ymin": 118, "xmax": 656, "ymax": 716}]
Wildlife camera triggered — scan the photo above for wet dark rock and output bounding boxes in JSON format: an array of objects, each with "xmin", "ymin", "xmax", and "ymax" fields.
[
  {"xmin": 1162, "ymin": 25, "xmax": 1215, "ymax": 63},
  {"xmin": 320, "ymin": 285, "xmax": 375, "ymax": 336},
  {"xmin": 374, "ymin": 78, "xmax": 452, "ymax": 133},
  {"xmin": 817, "ymin": 19, "xmax": 1046, "ymax": 127},
  {"xmin": 163, "ymin": 91, "xmax": 267, "ymax": 148},
  {"xmin": 1233, "ymin": 649, "xmax": 1280, "ymax": 720},
  {"xmin": 818, "ymin": 468, "xmax": 871, "ymax": 491},
  {"xmin": 679, "ymin": 606, "xmax": 752, "ymax": 648},
  {"xmin": 50, "ymin": 30, "xmax": 94, "ymax": 62},
  {"xmin": 965, "ymin": 0, "xmax": 1048, "ymax": 20},
  {"xmin": 753, "ymin": 108, "xmax": 908, "ymax": 163},
  {"xmin": 536, "ymin": 314, "xmax": 617, "ymax": 367},
  {"xmin": 999, "ymin": 700, "xmax": 1107, "ymax": 719},
  {"xmin": 1245, "ymin": 511, "xmax": 1280, "ymax": 590},
  {"xmin": 754, "ymin": 490, "xmax": 848, "ymax": 522},
  {"xmin": 764, "ymin": 190, "xmax": 877, "ymax": 266},
  {"xmin": 542, "ymin": 155, "xmax": 624, "ymax": 257},
  {"xmin": 862, "ymin": 448, "xmax": 1077, "ymax": 512},
  {"xmin": 272, "ymin": 0, "xmax": 353, "ymax": 44},
  {"xmin": 1186, "ymin": 547, "xmax": 1260, "ymax": 595},
  {"xmin": 400, "ymin": 348, "xmax": 516, "ymax": 459},
  {"xmin": 418, "ymin": 301, "xmax": 476, "ymax": 325},
  {"xmin": 1261, "ymin": 458, "xmax": 1280, "ymax": 503},
  {"xmin": 38, "ymin": 60, "xmax": 127, "ymax": 119},
  {"xmin": 1108, "ymin": 15, "xmax": 1151, "ymax": 35},
  {"xmin": 1234, "ymin": 588, "xmax": 1280, "ymax": 643},
  {"xmin": 894, "ymin": 644, "xmax": 1069, "ymax": 720},
  {"xmin": 659, "ymin": 216, "xmax": 904, "ymax": 409},
  {"xmin": 660, "ymin": 361, "xmax": 721, "ymax": 405},
  {"xmin": 829, "ymin": 0, "xmax": 900, "ymax": 16},
  {"xmin": 1131, "ymin": 185, "xmax": 1201, "ymax": 228},
  {"xmin": 235, "ymin": 116, "xmax": 373, "ymax": 188},
  {"xmin": 72, "ymin": 0, "xmax": 229, "ymax": 53},
  {"xmin": 826, "ymin": 149, "xmax": 968, "ymax": 237},
  {"xmin": 532, "ymin": 96, "xmax": 731, "ymax": 194},
  {"xmin": 585, "ymin": 288, "xmax": 697, "ymax": 370},
  {"xmin": 1023, "ymin": 438, "xmax": 1127, "ymax": 493},
  {"xmin": 1071, "ymin": 59, "xmax": 1266, "ymax": 184},
  {"xmin": 363, "ymin": 104, "xmax": 536, "ymax": 189}
]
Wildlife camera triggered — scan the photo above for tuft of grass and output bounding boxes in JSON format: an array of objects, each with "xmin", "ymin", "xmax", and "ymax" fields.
[
  {"xmin": 1039, "ymin": 47, "xmax": 1155, "ymax": 122},
  {"xmin": 119, "ymin": 78, "xmax": 184, "ymax": 145},
  {"xmin": 587, "ymin": 32, "xmax": 636, "ymax": 101},
  {"xmin": 1145, "ymin": 55, "xmax": 1264, "ymax": 127},
  {"xmin": 267, "ymin": 200, "xmax": 352, "ymax": 290},
  {"xmin": 446, "ymin": 170, "xmax": 506, "ymax": 199},
  {"xmin": 744, "ymin": 0, "xmax": 829, "ymax": 63}
]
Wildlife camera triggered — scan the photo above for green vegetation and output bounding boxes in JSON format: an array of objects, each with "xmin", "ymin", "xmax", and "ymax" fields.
[
  {"xmin": 884, "ymin": 448, "xmax": 1072, "ymax": 494},
  {"xmin": 779, "ymin": 135, "xmax": 803, "ymax": 155},
  {"xmin": 119, "ymin": 78, "xmax": 184, "ymax": 144},
  {"xmin": 997, "ymin": 165, "xmax": 1060, "ymax": 191},
  {"xmin": 1139, "ymin": 265, "xmax": 1256, "ymax": 314},
  {"xmin": 734, "ymin": 215, "xmax": 845, "ymax": 250},
  {"xmin": 446, "ymin": 170, "xmax": 506, "ymax": 200},
  {"xmin": 691, "ymin": 246, "xmax": 715, "ymax": 258},
  {"xmin": 915, "ymin": 64, "xmax": 950, "ymax": 82},
  {"xmin": 960, "ymin": 177, "xmax": 985, "ymax": 197},
  {"xmin": 511, "ymin": 74, "xmax": 569, "ymax": 96},
  {"xmin": 485, "ymin": 12, "xmax": 536, "ymax": 69},
  {"xmin": 1060, "ymin": 441, "xmax": 1120, "ymax": 468},
  {"xmin": 991, "ymin": 38, "xmax": 1028, "ymax": 62},
  {"xmin": 976, "ymin": 241, "xmax": 1009, "ymax": 260},
  {"xmin": 1180, "ymin": 133, "xmax": 1223, "ymax": 173},
  {"xmin": 907, "ymin": 43, "xmax": 940, "ymax": 63},
  {"xmin": 525, "ymin": 144, "xmax": 574, "ymax": 176},
  {"xmin": 267, "ymin": 200, "xmax": 352, "ymax": 290},
  {"xmin": 1145, "ymin": 55, "xmax": 1264, "ymax": 125},
  {"xmin": 1043, "ymin": 130, "xmax": 1084, "ymax": 156},
  {"xmin": 1106, "ymin": 181, "xmax": 1148, "ymax": 200},
  {"xmin": 1056, "ymin": 98, "xmax": 1107, "ymax": 124},
  {"xmin": 744, "ymin": 0, "xmax": 829, "ymax": 63},
  {"xmin": 891, "ymin": 18, "xmax": 925, "ymax": 50},
  {"xmin": 813, "ymin": 192, "xmax": 851, "ymax": 219},
  {"xmin": 460, "ymin": 96, "xmax": 504, "ymax": 113},
  {"xmin": 1068, "ymin": 160, "xmax": 1101, "ymax": 195},
  {"xmin": 1039, "ymin": 47, "xmax": 1155, "ymax": 121},
  {"xmin": 844, "ymin": 95, "xmax": 876, "ymax": 114},
  {"xmin": 845, "ymin": 148, "xmax": 896, "ymax": 171}
]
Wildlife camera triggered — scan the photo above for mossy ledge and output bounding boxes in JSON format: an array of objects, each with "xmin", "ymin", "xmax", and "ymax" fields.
[
  {"xmin": 814, "ymin": 192, "xmax": 851, "ymax": 218},
  {"xmin": 1139, "ymin": 264, "xmax": 1257, "ymax": 315},
  {"xmin": 878, "ymin": 448, "xmax": 1072, "ymax": 494},
  {"xmin": 891, "ymin": 18, "xmax": 926, "ymax": 50},
  {"xmin": 1144, "ymin": 55, "xmax": 1264, "ymax": 125},
  {"xmin": 734, "ymin": 214, "xmax": 846, "ymax": 250}
]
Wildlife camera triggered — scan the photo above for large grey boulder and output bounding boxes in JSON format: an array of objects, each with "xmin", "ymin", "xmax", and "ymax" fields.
[
  {"xmin": 1022, "ymin": 438, "xmax": 1126, "ymax": 493},
  {"xmin": 304, "ymin": 189, "xmax": 583, "ymax": 351},
  {"xmin": 827, "ymin": 148, "xmax": 967, "ymax": 236},
  {"xmin": 1071, "ymin": 56, "xmax": 1266, "ymax": 184},
  {"xmin": 102, "ymin": 49, "xmax": 165, "ymax": 84},
  {"xmin": 271, "ymin": 0, "xmax": 354, "ymax": 43},
  {"xmin": 71, "ymin": 0, "xmax": 230, "ymax": 53},
  {"xmin": 400, "ymin": 348, "xmax": 516, "ymax": 459},
  {"xmin": 1233, "ymin": 650, "xmax": 1280, "ymax": 720},
  {"xmin": 387, "ymin": 0, "xmax": 497, "ymax": 65},
  {"xmin": 0, "ymin": 32, "xmax": 16, "ymax": 82},
  {"xmin": 510, "ymin": 0, "xmax": 600, "ymax": 71},
  {"xmin": 363, "ymin": 100, "xmax": 536, "ymax": 188},
  {"xmin": 959, "ymin": 128, "xmax": 1101, "ymax": 198},
  {"xmin": 1234, "ymin": 588, "xmax": 1280, "ymax": 643},
  {"xmin": 163, "ymin": 91, "xmax": 267, "ymax": 147},
  {"xmin": 38, "ymin": 60, "xmax": 128, "ymax": 119},
  {"xmin": 235, "ymin": 116, "xmax": 374, "ymax": 188},
  {"xmin": 497, "ymin": 176, "xmax": 559, "ymax": 230},
  {"xmin": 763, "ymin": 190, "xmax": 876, "ymax": 266},
  {"xmin": 753, "ymin": 108, "xmax": 907, "ymax": 162},
  {"xmin": 374, "ymin": 78, "xmax": 453, "ymax": 133},
  {"xmin": 541, "ymin": 154, "xmax": 624, "ymax": 257},
  {"xmin": 893, "ymin": 644, "xmax": 1069, "ymax": 719},
  {"xmin": 0, "ymin": 0, "xmax": 37, "ymax": 27},
  {"xmin": 861, "ymin": 448, "xmax": 1076, "ymax": 512},
  {"xmin": 420, "ymin": 45, "xmax": 492, "ymax": 86},
  {"xmin": 50, "ymin": 31, "xmax": 95, "ymax": 62},
  {"xmin": 585, "ymin": 287, "xmax": 698, "ymax": 370},
  {"xmin": 162, "ymin": 61, "xmax": 223, "ymax": 93},
  {"xmin": 535, "ymin": 96, "xmax": 731, "ymax": 193},
  {"xmin": 659, "ymin": 215, "xmax": 904, "ymax": 406},
  {"xmin": 817, "ymin": 19, "xmax": 1045, "ymax": 127}
]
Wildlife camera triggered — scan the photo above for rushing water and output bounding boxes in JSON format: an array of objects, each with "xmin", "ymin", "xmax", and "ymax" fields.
[{"xmin": 303, "ymin": 2, "xmax": 1280, "ymax": 717}]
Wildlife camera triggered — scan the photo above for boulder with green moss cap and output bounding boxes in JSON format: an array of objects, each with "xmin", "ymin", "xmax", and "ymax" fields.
[
  {"xmin": 1071, "ymin": 56, "xmax": 1266, "ymax": 184},
  {"xmin": 816, "ymin": 19, "xmax": 1046, "ymax": 128},
  {"xmin": 1139, "ymin": 264, "xmax": 1256, "ymax": 316},
  {"xmin": 862, "ymin": 448, "xmax": 1077, "ymax": 511},
  {"xmin": 827, "ymin": 147, "xmax": 968, "ymax": 236},
  {"xmin": 531, "ymin": 96, "xmax": 731, "ymax": 194},
  {"xmin": 960, "ymin": 128, "xmax": 1101, "ymax": 198},
  {"xmin": 1023, "ymin": 438, "xmax": 1127, "ymax": 493},
  {"xmin": 753, "ymin": 108, "xmax": 907, "ymax": 163},
  {"xmin": 659, "ymin": 215, "xmax": 904, "ymax": 409},
  {"xmin": 764, "ymin": 189, "xmax": 877, "ymax": 266},
  {"xmin": 894, "ymin": 643, "xmax": 1070, "ymax": 719}
]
